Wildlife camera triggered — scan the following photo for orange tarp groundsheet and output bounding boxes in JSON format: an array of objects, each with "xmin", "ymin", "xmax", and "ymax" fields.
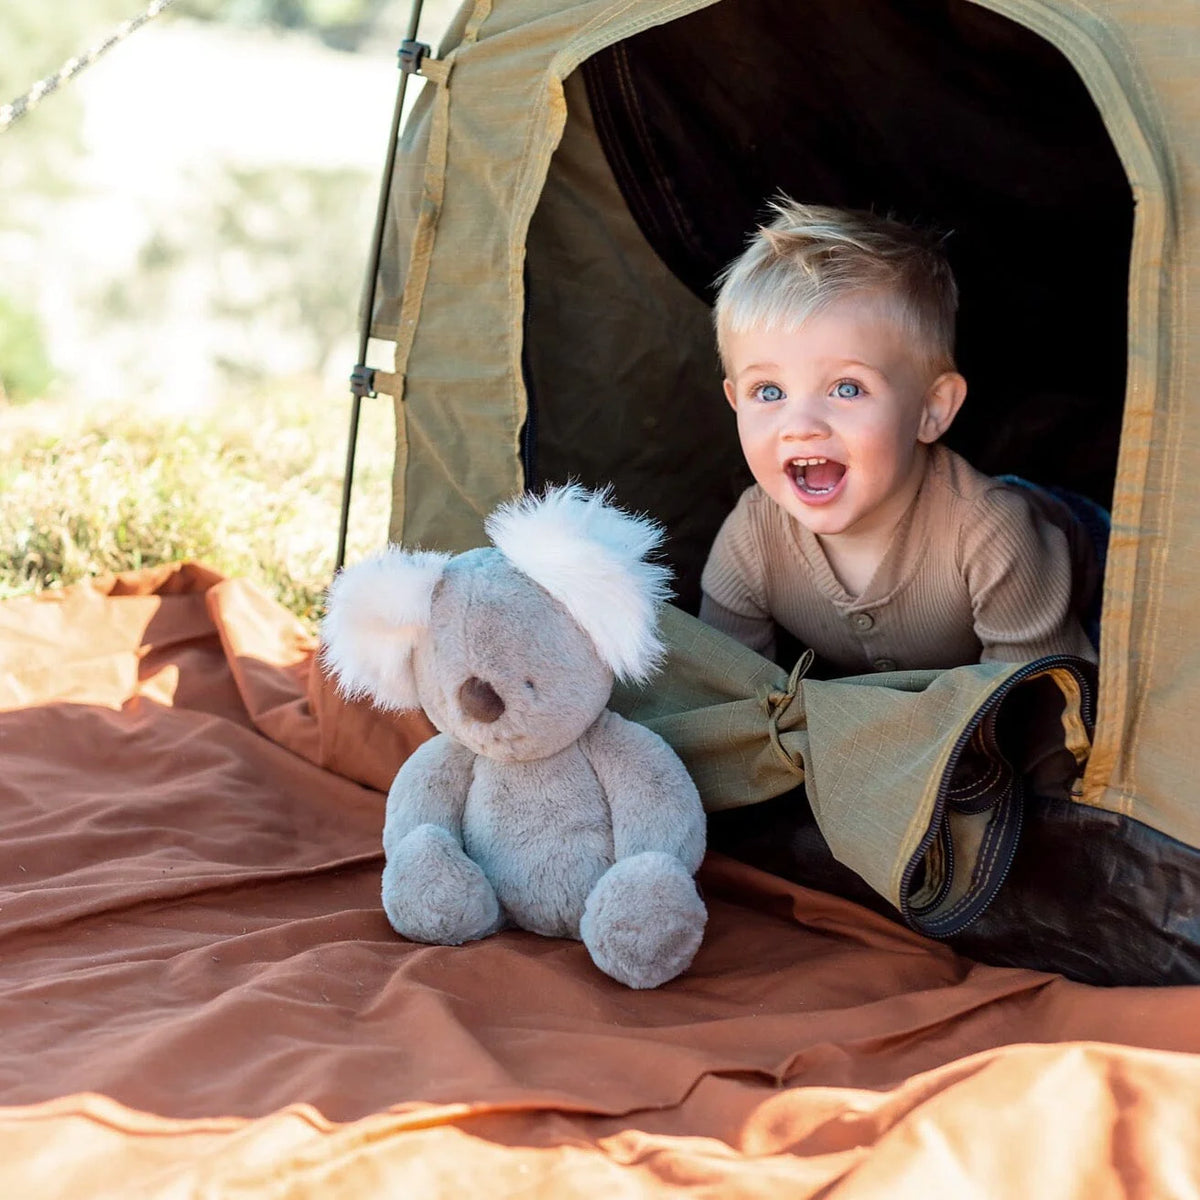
[{"xmin": 2, "ymin": 563, "xmax": 1199, "ymax": 1197}]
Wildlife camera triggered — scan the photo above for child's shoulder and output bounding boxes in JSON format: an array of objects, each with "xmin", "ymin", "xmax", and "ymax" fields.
[
  {"xmin": 924, "ymin": 444, "xmax": 1060, "ymax": 564},
  {"xmin": 927, "ymin": 445, "xmax": 1038, "ymax": 530},
  {"xmin": 927, "ymin": 443, "xmax": 1007, "ymax": 506}
]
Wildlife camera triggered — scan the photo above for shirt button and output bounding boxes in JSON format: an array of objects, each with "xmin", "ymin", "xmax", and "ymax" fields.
[
  {"xmin": 851, "ymin": 612, "xmax": 875, "ymax": 631},
  {"xmin": 873, "ymin": 657, "xmax": 897, "ymax": 672}
]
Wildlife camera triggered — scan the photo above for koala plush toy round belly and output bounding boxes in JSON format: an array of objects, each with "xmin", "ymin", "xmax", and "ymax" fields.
[{"xmin": 320, "ymin": 485, "xmax": 707, "ymax": 989}]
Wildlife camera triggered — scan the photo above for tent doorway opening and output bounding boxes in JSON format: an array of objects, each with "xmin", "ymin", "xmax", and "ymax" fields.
[{"xmin": 523, "ymin": 0, "xmax": 1133, "ymax": 631}]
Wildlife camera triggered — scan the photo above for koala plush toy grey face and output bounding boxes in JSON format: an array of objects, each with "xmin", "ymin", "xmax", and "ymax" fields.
[
  {"xmin": 320, "ymin": 484, "xmax": 673, "ymax": 765},
  {"xmin": 413, "ymin": 549, "xmax": 614, "ymax": 762}
]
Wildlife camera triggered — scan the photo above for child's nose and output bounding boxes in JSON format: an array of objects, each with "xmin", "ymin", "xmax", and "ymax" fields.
[{"xmin": 781, "ymin": 394, "xmax": 832, "ymax": 440}]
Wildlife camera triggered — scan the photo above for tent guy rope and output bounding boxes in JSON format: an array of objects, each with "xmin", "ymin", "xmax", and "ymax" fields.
[{"xmin": 0, "ymin": 0, "xmax": 178, "ymax": 134}]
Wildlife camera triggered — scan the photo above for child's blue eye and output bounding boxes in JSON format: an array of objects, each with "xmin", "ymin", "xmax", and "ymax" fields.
[
  {"xmin": 833, "ymin": 381, "xmax": 862, "ymax": 399},
  {"xmin": 756, "ymin": 383, "xmax": 784, "ymax": 402}
]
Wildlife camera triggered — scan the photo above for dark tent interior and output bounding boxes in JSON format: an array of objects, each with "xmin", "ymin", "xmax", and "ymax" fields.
[{"xmin": 525, "ymin": 0, "xmax": 1132, "ymax": 614}]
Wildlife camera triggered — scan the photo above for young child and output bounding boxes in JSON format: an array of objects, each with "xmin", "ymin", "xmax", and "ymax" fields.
[{"xmin": 700, "ymin": 199, "xmax": 1100, "ymax": 675}]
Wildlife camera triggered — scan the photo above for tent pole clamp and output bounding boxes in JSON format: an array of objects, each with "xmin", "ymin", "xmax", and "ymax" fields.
[
  {"xmin": 349, "ymin": 365, "xmax": 377, "ymax": 399},
  {"xmin": 398, "ymin": 38, "xmax": 432, "ymax": 75}
]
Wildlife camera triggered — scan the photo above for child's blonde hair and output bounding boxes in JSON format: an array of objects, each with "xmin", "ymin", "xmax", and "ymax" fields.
[{"xmin": 714, "ymin": 198, "xmax": 958, "ymax": 375}]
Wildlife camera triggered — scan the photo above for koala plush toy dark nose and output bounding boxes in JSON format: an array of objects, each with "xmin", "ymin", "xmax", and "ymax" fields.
[{"xmin": 458, "ymin": 675, "xmax": 506, "ymax": 723}]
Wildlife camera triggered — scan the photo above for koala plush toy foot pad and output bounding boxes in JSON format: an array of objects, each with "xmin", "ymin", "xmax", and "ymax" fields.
[
  {"xmin": 581, "ymin": 852, "xmax": 707, "ymax": 989},
  {"xmin": 321, "ymin": 485, "xmax": 708, "ymax": 989}
]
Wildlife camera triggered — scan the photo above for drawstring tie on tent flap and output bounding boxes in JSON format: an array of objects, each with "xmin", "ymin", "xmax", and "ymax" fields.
[{"xmin": 762, "ymin": 649, "xmax": 814, "ymax": 778}]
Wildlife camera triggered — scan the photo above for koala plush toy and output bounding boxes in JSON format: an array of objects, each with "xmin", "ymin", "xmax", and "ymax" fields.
[{"xmin": 320, "ymin": 485, "xmax": 707, "ymax": 989}]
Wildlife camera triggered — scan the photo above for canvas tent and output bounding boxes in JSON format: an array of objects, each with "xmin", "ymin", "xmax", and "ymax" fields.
[
  {"xmin": 361, "ymin": 0, "xmax": 1198, "ymax": 984},
  {"xmin": 8, "ymin": 0, "xmax": 1200, "ymax": 1194}
]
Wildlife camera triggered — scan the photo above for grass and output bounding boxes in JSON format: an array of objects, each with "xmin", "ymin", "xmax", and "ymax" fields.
[{"xmin": 0, "ymin": 379, "xmax": 393, "ymax": 627}]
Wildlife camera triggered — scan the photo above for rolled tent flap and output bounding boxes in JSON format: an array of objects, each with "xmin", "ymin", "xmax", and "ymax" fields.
[{"xmin": 613, "ymin": 605, "xmax": 1096, "ymax": 939}]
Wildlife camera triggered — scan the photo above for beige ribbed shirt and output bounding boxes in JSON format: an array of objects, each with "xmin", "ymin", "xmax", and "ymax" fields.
[{"xmin": 699, "ymin": 443, "xmax": 1099, "ymax": 675}]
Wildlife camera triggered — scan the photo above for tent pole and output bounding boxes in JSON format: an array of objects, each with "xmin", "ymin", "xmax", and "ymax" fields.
[{"xmin": 336, "ymin": 0, "xmax": 428, "ymax": 573}]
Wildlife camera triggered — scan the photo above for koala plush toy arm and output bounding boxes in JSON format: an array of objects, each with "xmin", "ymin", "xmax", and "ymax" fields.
[
  {"xmin": 321, "ymin": 485, "xmax": 708, "ymax": 989},
  {"xmin": 379, "ymin": 734, "xmax": 505, "ymax": 946}
]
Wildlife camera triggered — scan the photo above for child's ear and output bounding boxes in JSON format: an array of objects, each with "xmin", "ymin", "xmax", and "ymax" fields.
[
  {"xmin": 918, "ymin": 371, "xmax": 967, "ymax": 443},
  {"xmin": 723, "ymin": 379, "xmax": 738, "ymax": 411}
]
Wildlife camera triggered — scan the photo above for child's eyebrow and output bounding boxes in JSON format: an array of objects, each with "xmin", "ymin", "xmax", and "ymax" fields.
[
  {"xmin": 731, "ymin": 358, "xmax": 893, "ymax": 382},
  {"xmin": 732, "ymin": 362, "xmax": 779, "ymax": 379},
  {"xmin": 831, "ymin": 359, "xmax": 888, "ymax": 377}
]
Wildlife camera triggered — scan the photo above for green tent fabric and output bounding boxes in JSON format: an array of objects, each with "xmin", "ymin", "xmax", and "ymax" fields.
[
  {"xmin": 610, "ymin": 605, "xmax": 1093, "ymax": 942},
  {"xmin": 358, "ymin": 0, "xmax": 1197, "ymax": 982}
]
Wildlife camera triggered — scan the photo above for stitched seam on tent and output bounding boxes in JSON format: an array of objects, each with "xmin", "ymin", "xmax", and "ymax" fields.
[
  {"xmin": 569, "ymin": 0, "xmax": 717, "ymax": 59},
  {"xmin": 943, "ymin": 807, "xmax": 1008, "ymax": 922},
  {"xmin": 1128, "ymin": 140, "xmax": 1185, "ymax": 821},
  {"xmin": 976, "ymin": 0, "xmax": 1169, "ymax": 820},
  {"xmin": 508, "ymin": 85, "xmax": 561, "ymax": 485},
  {"xmin": 391, "ymin": 73, "xmax": 452, "ymax": 380},
  {"xmin": 511, "ymin": 0, "xmax": 652, "ymax": 225},
  {"xmin": 506, "ymin": 1, "xmax": 717, "ymax": 484},
  {"xmin": 603, "ymin": 46, "xmax": 658, "ymax": 247},
  {"xmin": 524, "ymin": 0, "xmax": 655, "ymax": 227},
  {"xmin": 515, "ymin": 0, "xmax": 721, "ymax": 287},
  {"xmin": 392, "ymin": 0, "xmax": 491, "ymax": 539},
  {"xmin": 946, "ymin": 728, "xmax": 1005, "ymax": 804},
  {"xmin": 977, "ymin": 3, "xmax": 1152, "ymax": 811},
  {"xmin": 889, "ymin": 681, "xmax": 992, "ymax": 904},
  {"xmin": 994, "ymin": 9, "xmax": 1153, "ymax": 766},
  {"xmin": 394, "ymin": 0, "xmax": 491, "ymax": 385},
  {"xmin": 610, "ymin": 35, "xmax": 697, "ymax": 257},
  {"xmin": 1066, "ymin": 0, "xmax": 1182, "ymax": 820},
  {"xmin": 892, "ymin": 665, "xmax": 1024, "ymax": 904}
]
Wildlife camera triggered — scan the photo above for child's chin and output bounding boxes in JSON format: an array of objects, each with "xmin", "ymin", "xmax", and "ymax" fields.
[{"xmin": 784, "ymin": 500, "xmax": 850, "ymax": 537}]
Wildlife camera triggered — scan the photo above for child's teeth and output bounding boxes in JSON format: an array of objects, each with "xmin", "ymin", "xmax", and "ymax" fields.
[{"xmin": 791, "ymin": 457, "xmax": 845, "ymax": 494}]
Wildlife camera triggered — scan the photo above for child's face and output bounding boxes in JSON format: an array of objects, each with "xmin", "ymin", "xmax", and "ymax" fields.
[{"xmin": 722, "ymin": 295, "xmax": 965, "ymax": 545}]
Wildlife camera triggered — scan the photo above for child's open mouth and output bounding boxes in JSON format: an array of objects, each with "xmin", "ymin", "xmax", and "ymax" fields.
[{"xmin": 787, "ymin": 456, "xmax": 847, "ymax": 503}]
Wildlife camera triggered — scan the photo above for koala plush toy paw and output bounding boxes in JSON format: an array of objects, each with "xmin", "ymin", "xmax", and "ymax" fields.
[{"xmin": 320, "ymin": 485, "xmax": 707, "ymax": 989}]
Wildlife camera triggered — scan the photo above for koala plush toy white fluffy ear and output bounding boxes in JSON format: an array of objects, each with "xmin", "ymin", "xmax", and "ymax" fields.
[
  {"xmin": 320, "ymin": 548, "xmax": 450, "ymax": 711},
  {"xmin": 485, "ymin": 485, "xmax": 672, "ymax": 684}
]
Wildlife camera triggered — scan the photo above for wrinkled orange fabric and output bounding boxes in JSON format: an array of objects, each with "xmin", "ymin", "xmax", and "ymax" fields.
[{"xmin": 1, "ymin": 564, "xmax": 1198, "ymax": 1198}]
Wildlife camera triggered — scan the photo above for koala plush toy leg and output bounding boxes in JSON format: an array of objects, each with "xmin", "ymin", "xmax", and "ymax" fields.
[
  {"xmin": 579, "ymin": 852, "xmax": 707, "ymax": 989},
  {"xmin": 383, "ymin": 824, "xmax": 505, "ymax": 946}
]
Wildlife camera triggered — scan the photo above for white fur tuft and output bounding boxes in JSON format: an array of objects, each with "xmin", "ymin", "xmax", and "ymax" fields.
[
  {"xmin": 320, "ymin": 547, "xmax": 450, "ymax": 710},
  {"xmin": 485, "ymin": 485, "xmax": 672, "ymax": 683}
]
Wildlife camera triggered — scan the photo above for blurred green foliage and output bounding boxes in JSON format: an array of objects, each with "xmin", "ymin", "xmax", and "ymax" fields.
[
  {"xmin": 1, "ymin": 0, "xmax": 391, "ymax": 400},
  {"xmin": 0, "ymin": 4, "xmax": 134, "ymax": 399},
  {"xmin": 209, "ymin": 165, "xmax": 374, "ymax": 373},
  {"xmin": 0, "ymin": 1, "xmax": 138, "ymax": 201},
  {"xmin": 0, "ymin": 296, "xmax": 55, "ymax": 403}
]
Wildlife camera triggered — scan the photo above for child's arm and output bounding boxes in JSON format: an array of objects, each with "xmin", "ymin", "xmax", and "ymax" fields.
[
  {"xmin": 698, "ymin": 592, "xmax": 776, "ymax": 657},
  {"xmin": 962, "ymin": 488, "xmax": 1098, "ymax": 665},
  {"xmin": 698, "ymin": 497, "xmax": 777, "ymax": 658}
]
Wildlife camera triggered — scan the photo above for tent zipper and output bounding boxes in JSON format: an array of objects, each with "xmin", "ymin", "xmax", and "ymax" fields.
[{"xmin": 898, "ymin": 653, "xmax": 1097, "ymax": 939}]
